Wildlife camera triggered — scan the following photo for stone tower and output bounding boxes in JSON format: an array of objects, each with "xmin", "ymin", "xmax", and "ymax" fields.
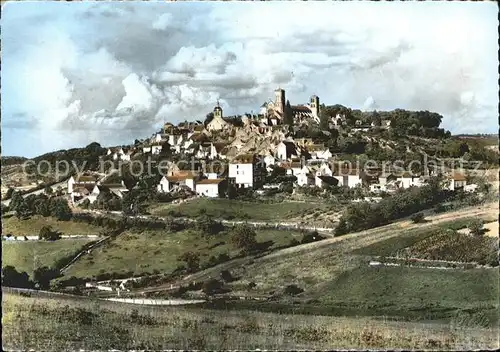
[
  {"xmin": 213, "ymin": 100, "xmax": 223, "ymax": 119},
  {"xmin": 310, "ymin": 95, "xmax": 320, "ymax": 119},
  {"xmin": 274, "ymin": 88, "xmax": 286, "ymax": 115}
]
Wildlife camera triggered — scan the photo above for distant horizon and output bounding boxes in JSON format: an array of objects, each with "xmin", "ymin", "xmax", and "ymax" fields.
[{"xmin": 2, "ymin": 1, "xmax": 498, "ymax": 157}]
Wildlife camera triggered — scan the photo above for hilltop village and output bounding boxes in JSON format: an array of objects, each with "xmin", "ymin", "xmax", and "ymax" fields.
[{"xmin": 61, "ymin": 87, "xmax": 477, "ymax": 207}]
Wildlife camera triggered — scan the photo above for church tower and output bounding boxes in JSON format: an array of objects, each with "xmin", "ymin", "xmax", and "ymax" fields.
[
  {"xmin": 213, "ymin": 100, "xmax": 223, "ymax": 119},
  {"xmin": 274, "ymin": 88, "xmax": 286, "ymax": 115},
  {"xmin": 310, "ymin": 95, "xmax": 320, "ymax": 120}
]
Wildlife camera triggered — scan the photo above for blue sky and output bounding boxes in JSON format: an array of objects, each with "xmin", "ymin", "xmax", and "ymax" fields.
[{"xmin": 2, "ymin": 1, "xmax": 498, "ymax": 157}]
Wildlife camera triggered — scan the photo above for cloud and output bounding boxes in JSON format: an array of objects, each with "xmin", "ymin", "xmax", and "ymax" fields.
[{"xmin": 1, "ymin": 1, "xmax": 498, "ymax": 157}]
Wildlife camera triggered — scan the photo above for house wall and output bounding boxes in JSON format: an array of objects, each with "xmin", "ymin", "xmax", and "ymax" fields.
[
  {"xmin": 185, "ymin": 178, "xmax": 196, "ymax": 191},
  {"xmin": 229, "ymin": 163, "xmax": 254, "ymax": 188},
  {"xmin": 196, "ymin": 184, "xmax": 219, "ymax": 198},
  {"xmin": 157, "ymin": 178, "xmax": 169, "ymax": 193}
]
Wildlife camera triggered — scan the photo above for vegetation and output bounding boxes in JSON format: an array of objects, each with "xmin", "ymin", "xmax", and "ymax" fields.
[
  {"xmin": 150, "ymin": 198, "xmax": 334, "ymax": 221},
  {"xmin": 38, "ymin": 225, "xmax": 62, "ymax": 241},
  {"xmin": 2, "ymin": 239, "xmax": 94, "ymax": 277},
  {"xmin": 467, "ymin": 219, "xmax": 485, "ymax": 237},
  {"xmin": 64, "ymin": 228, "xmax": 304, "ymax": 280},
  {"xmin": 335, "ymin": 179, "xmax": 451, "ymax": 235},
  {"xmin": 395, "ymin": 230, "xmax": 497, "ymax": 266},
  {"xmin": 4, "ymin": 293, "xmax": 497, "ymax": 350},
  {"xmin": 2, "ymin": 215, "xmax": 102, "ymax": 237},
  {"xmin": 410, "ymin": 212, "xmax": 425, "ymax": 224}
]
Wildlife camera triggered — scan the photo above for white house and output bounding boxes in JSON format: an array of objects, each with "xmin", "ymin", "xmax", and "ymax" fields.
[
  {"xmin": 296, "ymin": 172, "xmax": 315, "ymax": 187},
  {"xmin": 396, "ymin": 173, "xmax": 425, "ymax": 189},
  {"xmin": 276, "ymin": 141, "xmax": 298, "ymax": 161},
  {"xmin": 228, "ymin": 154, "xmax": 264, "ymax": 189},
  {"xmin": 332, "ymin": 168, "xmax": 363, "ymax": 188},
  {"xmin": 446, "ymin": 172, "xmax": 467, "ymax": 191},
  {"xmin": 157, "ymin": 171, "xmax": 198, "ymax": 193},
  {"xmin": 196, "ymin": 178, "xmax": 227, "ymax": 198},
  {"xmin": 262, "ymin": 153, "xmax": 276, "ymax": 172},
  {"xmin": 88, "ymin": 183, "xmax": 128, "ymax": 204},
  {"xmin": 151, "ymin": 143, "xmax": 163, "ymax": 155}
]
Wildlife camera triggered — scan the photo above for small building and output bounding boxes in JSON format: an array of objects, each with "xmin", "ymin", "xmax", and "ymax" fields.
[
  {"xmin": 446, "ymin": 172, "xmax": 467, "ymax": 191},
  {"xmin": 196, "ymin": 178, "xmax": 228, "ymax": 198},
  {"xmin": 276, "ymin": 141, "xmax": 299, "ymax": 161},
  {"xmin": 157, "ymin": 171, "xmax": 199, "ymax": 193},
  {"xmin": 228, "ymin": 154, "xmax": 264, "ymax": 189}
]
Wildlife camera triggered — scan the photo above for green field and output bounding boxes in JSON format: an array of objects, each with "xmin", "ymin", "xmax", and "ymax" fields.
[
  {"xmin": 65, "ymin": 228, "xmax": 304, "ymax": 279},
  {"xmin": 3, "ymin": 293, "xmax": 497, "ymax": 350},
  {"xmin": 149, "ymin": 198, "xmax": 334, "ymax": 221},
  {"xmin": 313, "ymin": 266, "xmax": 499, "ymax": 321},
  {"xmin": 2, "ymin": 239, "xmax": 94, "ymax": 276},
  {"xmin": 2, "ymin": 215, "xmax": 103, "ymax": 237}
]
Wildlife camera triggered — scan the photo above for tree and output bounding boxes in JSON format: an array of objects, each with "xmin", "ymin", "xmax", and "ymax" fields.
[
  {"xmin": 1, "ymin": 266, "xmax": 33, "ymax": 289},
  {"xmin": 51, "ymin": 199, "xmax": 73, "ymax": 221},
  {"xmin": 178, "ymin": 251, "xmax": 200, "ymax": 273},
  {"xmin": 319, "ymin": 110, "xmax": 331, "ymax": 130},
  {"xmin": 39, "ymin": 225, "xmax": 61, "ymax": 241},
  {"xmin": 33, "ymin": 266, "xmax": 60, "ymax": 290},
  {"xmin": 231, "ymin": 224, "xmax": 257, "ymax": 253},
  {"xmin": 202, "ymin": 278, "xmax": 224, "ymax": 296},
  {"xmin": 196, "ymin": 215, "xmax": 223, "ymax": 236},
  {"xmin": 44, "ymin": 186, "xmax": 53, "ymax": 195},
  {"xmin": 9, "ymin": 191, "xmax": 24, "ymax": 212},
  {"xmin": 15, "ymin": 200, "xmax": 31, "ymax": 220},
  {"xmin": 4, "ymin": 187, "xmax": 14, "ymax": 200},
  {"xmin": 335, "ymin": 217, "xmax": 349, "ymax": 236},
  {"xmin": 219, "ymin": 270, "xmax": 234, "ymax": 282},
  {"xmin": 410, "ymin": 212, "xmax": 425, "ymax": 224},
  {"xmin": 467, "ymin": 219, "xmax": 484, "ymax": 236},
  {"xmin": 204, "ymin": 112, "xmax": 214, "ymax": 126}
]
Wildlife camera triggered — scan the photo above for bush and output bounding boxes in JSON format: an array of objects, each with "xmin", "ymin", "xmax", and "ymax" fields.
[
  {"xmin": 219, "ymin": 270, "xmax": 234, "ymax": 282},
  {"xmin": 283, "ymin": 284, "xmax": 304, "ymax": 296},
  {"xmin": 231, "ymin": 224, "xmax": 258, "ymax": 253},
  {"xmin": 410, "ymin": 212, "xmax": 425, "ymax": 223},
  {"xmin": 300, "ymin": 231, "xmax": 324, "ymax": 244},
  {"xmin": 202, "ymin": 278, "xmax": 224, "ymax": 296},
  {"xmin": 38, "ymin": 225, "xmax": 61, "ymax": 241},
  {"xmin": 178, "ymin": 251, "xmax": 200, "ymax": 273},
  {"xmin": 467, "ymin": 219, "xmax": 484, "ymax": 236}
]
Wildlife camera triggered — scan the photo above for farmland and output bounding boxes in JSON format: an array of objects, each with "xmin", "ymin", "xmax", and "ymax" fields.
[{"xmin": 395, "ymin": 230, "xmax": 498, "ymax": 265}]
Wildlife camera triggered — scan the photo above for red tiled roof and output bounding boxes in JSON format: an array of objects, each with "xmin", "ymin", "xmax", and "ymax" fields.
[
  {"xmin": 449, "ymin": 172, "xmax": 466, "ymax": 181},
  {"xmin": 232, "ymin": 154, "xmax": 255, "ymax": 164}
]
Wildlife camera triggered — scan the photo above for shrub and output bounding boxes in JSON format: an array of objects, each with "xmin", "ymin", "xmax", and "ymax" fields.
[
  {"xmin": 467, "ymin": 219, "xmax": 484, "ymax": 236},
  {"xmin": 38, "ymin": 225, "xmax": 61, "ymax": 241},
  {"xmin": 283, "ymin": 284, "xmax": 304, "ymax": 296},
  {"xmin": 202, "ymin": 278, "xmax": 224, "ymax": 295},
  {"xmin": 219, "ymin": 270, "xmax": 234, "ymax": 282},
  {"xmin": 231, "ymin": 224, "xmax": 258, "ymax": 253},
  {"xmin": 300, "ymin": 231, "xmax": 324, "ymax": 244},
  {"xmin": 178, "ymin": 251, "xmax": 200, "ymax": 272},
  {"xmin": 410, "ymin": 212, "xmax": 425, "ymax": 223}
]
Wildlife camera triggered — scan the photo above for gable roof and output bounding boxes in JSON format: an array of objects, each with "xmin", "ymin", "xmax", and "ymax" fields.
[
  {"xmin": 197, "ymin": 178, "xmax": 226, "ymax": 185},
  {"xmin": 449, "ymin": 172, "xmax": 466, "ymax": 181}
]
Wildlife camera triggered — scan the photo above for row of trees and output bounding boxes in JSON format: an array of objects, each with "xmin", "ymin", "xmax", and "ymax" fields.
[
  {"xmin": 335, "ymin": 178, "xmax": 449, "ymax": 235},
  {"xmin": 2, "ymin": 265, "xmax": 60, "ymax": 290},
  {"xmin": 8, "ymin": 191, "xmax": 72, "ymax": 221}
]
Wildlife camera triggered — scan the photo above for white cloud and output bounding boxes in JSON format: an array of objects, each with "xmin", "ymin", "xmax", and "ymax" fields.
[{"xmin": 2, "ymin": 1, "xmax": 497, "ymax": 157}]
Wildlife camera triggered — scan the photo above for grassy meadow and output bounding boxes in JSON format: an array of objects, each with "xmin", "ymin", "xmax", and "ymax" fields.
[
  {"xmin": 64, "ymin": 228, "xmax": 304, "ymax": 279},
  {"xmin": 3, "ymin": 292, "xmax": 498, "ymax": 350},
  {"xmin": 149, "ymin": 198, "xmax": 335, "ymax": 221},
  {"xmin": 2, "ymin": 239, "xmax": 94, "ymax": 276},
  {"xmin": 2, "ymin": 215, "xmax": 103, "ymax": 237}
]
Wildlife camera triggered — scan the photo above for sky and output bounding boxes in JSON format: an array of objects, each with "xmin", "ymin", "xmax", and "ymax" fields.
[{"xmin": 1, "ymin": 1, "xmax": 498, "ymax": 157}]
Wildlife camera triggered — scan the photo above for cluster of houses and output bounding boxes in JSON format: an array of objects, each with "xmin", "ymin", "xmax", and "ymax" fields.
[{"xmin": 63, "ymin": 87, "xmax": 472, "ymax": 204}]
